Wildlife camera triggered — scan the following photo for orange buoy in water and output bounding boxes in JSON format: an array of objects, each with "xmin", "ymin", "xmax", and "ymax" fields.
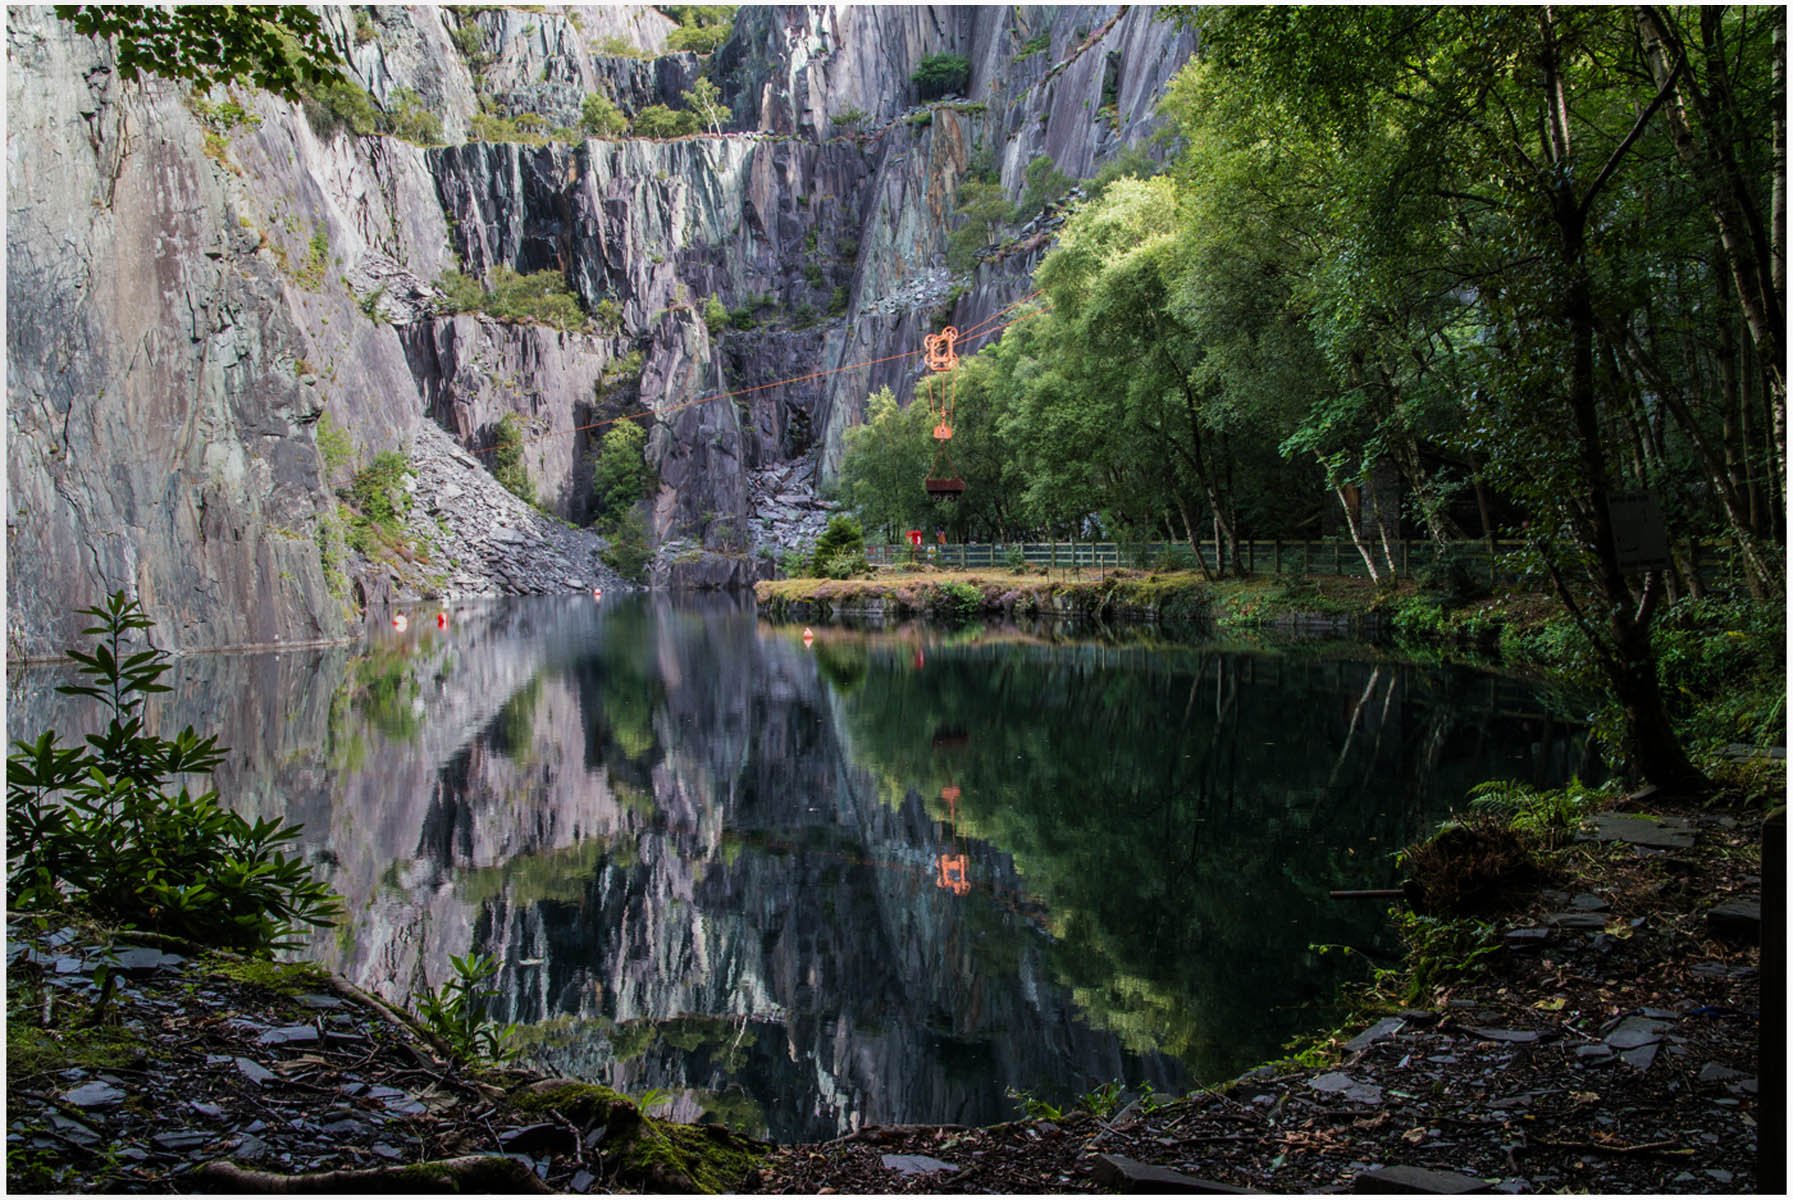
[
  {"xmin": 436, "ymin": 611, "xmax": 449, "ymax": 629},
  {"xmin": 392, "ymin": 613, "xmax": 409, "ymax": 632},
  {"xmin": 802, "ymin": 627, "xmax": 815, "ymax": 647}
]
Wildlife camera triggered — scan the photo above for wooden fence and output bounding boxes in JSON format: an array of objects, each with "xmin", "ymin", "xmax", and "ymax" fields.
[{"xmin": 866, "ymin": 538, "xmax": 1738, "ymax": 585}]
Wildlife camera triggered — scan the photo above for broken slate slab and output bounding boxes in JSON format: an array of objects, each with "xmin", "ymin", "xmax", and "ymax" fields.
[
  {"xmin": 108, "ymin": 946, "xmax": 185, "ymax": 974},
  {"xmin": 1699, "ymin": 1062, "xmax": 1747, "ymax": 1084},
  {"xmin": 1468, "ymin": 1028, "xmax": 1543, "ymax": 1044},
  {"xmin": 1309, "ymin": 1072, "xmax": 1384, "ymax": 1105},
  {"xmin": 1586, "ymin": 813, "xmax": 1695, "ymax": 849},
  {"xmin": 256, "ymin": 1024, "xmax": 319, "ymax": 1047},
  {"xmin": 1345, "ymin": 1017, "xmax": 1406, "ymax": 1053},
  {"xmin": 295, "ymin": 993, "xmax": 344, "ymax": 1010},
  {"xmin": 880, "ymin": 1154, "xmax": 958, "ymax": 1176},
  {"xmin": 1706, "ymin": 898, "xmax": 1761, "ymax": 944},
  {"xmin": 1093, "ymin": 1154, "xmax": 1253, "ymax": 1193},
  {"xmin": 1505, "ymin": 927, "xmax": 1551, "ymax": 945},
  {"xmin": 234, "ymin": 1057, "xmax": 274, "ymax": 1086},
  {"xmin": 1618, "ymin": 1043, "xmax": 1660, "ymax": 1071},
  {"xmin": 61, "ymin": 1081, "xmax": 125, "ymax": 1109},
  {"xmin": 1603, "ymin": 1017, "xmax": 1670, "ymax": 1050},
  {"xmin": 1353, "ymin": 1165, "xmax": 1493, "ymax": 1193},
  {"xmin": 1568, "ymin": 893, "xmax": 1610, "ymax": 911},
  {"xmin": 1543, "ymin": 912, "xmax": 1607, "ymax": 930},
  {"xmin": 151, "ymin": 1130, "xmax": 212, "ymax": 1152}
]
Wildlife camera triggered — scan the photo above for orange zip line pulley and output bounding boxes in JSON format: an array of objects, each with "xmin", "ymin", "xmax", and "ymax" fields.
[{"xmin": 922, "ymin": 324, "xmax": 965, "ymax": 500}]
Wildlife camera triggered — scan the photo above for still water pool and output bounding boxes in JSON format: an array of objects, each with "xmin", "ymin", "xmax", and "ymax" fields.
[{"xmin": 8, "ymin": 593, "xmax": 1595, "ymax": 1141}]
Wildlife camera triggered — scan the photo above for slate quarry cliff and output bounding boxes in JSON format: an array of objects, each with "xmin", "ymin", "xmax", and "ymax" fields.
[{"xmin": 6, "ymin": 5, "xmax": 1196, "ymax": 657}]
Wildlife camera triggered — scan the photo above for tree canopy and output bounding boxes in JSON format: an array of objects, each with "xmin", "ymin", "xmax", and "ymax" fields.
[
  {"xmin": 55, "ymin": 5, "xmax": 344, "ymax": 98},
  {"xmin": 836, "ymin": 4, "xmax": 1785, "ymax": 790}
]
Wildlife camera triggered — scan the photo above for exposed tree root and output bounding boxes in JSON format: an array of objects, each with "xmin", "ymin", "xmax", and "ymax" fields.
[{"xmin": 189, "ymin": 1154, "xmax": 552, "ymax": 1193}]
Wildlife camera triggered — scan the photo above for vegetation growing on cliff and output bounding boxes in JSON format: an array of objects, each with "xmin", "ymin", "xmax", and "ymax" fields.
[
  {"xmin": 435, "ymin": 265, "xmax": 588, "ymax": 330},
  {"xmin": 491, "ymin": 412, "xmax": 535, "ymax": 505}
]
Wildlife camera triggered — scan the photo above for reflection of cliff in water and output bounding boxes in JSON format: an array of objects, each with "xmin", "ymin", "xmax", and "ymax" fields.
[{"xmin": 5, "ymin": 597, "xmax": 1595, "ymax": 1142}]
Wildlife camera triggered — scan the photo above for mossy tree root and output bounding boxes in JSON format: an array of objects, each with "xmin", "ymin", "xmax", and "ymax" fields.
[{"xmin": 190, "ymin": 1155, "xmax": 552, "ymax": 1193}]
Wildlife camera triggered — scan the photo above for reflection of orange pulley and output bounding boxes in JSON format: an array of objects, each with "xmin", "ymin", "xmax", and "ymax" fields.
[
  {"xmin": 934, "ymin": 783, "xmax": 969, "ymax": 895},
  {"xmin": 922, "ymin": 326, "xmax": 965, "ymax": 500}
]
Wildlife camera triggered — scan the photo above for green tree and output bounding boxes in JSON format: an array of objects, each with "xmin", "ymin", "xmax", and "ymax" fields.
[
  {"xmin": 492, "ymin": 413, "xmax": 534, "ymax": 505},
  {"xmin": 54, "ymin": 4, "xmax": 344, "ymax": 99},
  {"xmin": 632, "ymin": 103, "xmax": 699, "ymax": 139},
  {"xmin": 681, "ymin": 76, "xmax": 728, "ymax": 136},
  {"xmin": 946, "ymin": 179, "xmax": 1015, "ymax": 274},
  {"xmin": 1189, "ymin": 5, "xmax": 1787, "ymax": 788},
  {"xmin": 912, "ymin": 52, "xmax": 971, "ymax": 100},
  {"xmin": 593, "ymin": 421, "xmax": 651, "ymax": 526},
  {"xmin": 808, "ymin": 514, "xmax": 868, "ymax": 578},
  {"xmin": 581, "ymin": 91, "xmax": 628, "ymax": 138},
  {"xmin": 838, "ymin": 387, "xmax": 933, "ymax": 540}
]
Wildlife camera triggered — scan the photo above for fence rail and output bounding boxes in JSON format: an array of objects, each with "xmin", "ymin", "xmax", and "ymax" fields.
[{"xmin": 865, "ymin": 538, "xmax": 1738, "ymax": 585}]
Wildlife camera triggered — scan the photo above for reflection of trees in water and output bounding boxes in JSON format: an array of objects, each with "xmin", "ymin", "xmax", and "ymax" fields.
[{"xmin": 831, "ymin": 640, "xmax": 1591, "ymax": 1077}]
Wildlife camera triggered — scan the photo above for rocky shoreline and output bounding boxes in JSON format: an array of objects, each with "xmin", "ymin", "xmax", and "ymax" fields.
[{"xmin": 9, "ymin": 795, "xmax": 1767, "ymax": 1194}]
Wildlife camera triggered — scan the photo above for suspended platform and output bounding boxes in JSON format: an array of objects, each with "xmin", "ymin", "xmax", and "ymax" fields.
[{"xmin": 924, "ymin": 476, "xmax": 966, "ymax": 498}]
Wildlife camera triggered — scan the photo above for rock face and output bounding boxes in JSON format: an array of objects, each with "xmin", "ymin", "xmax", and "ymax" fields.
[{"xmin": 6, "ymin": 6, "xmax": 1195, "ymax": 656}]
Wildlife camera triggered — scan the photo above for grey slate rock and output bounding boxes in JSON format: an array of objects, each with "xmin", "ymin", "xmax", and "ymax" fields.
[
  {"xmin": 880, "ymin": 1154, "xmax": 959, "ymax": 1176},
  {"xmin": 1345, "ymin": 1017, "xmax": 1405, "ymax": 1053},
  {"xmin": 1353, "ymin": 1165, "xmax": 1494, "ymax": 1193},
  {"xmin": 1093, "ymin": 1154, "xmax": 1253, "ymax": 1193},
  {"xmin": 1468, "ymin": 1028, "xmax": 1543, "ymax": 1044},
  {"xmin": 296, "ymin": 993, "xmax": 344, "ymax": 1010},
  {"xmin": 1603, "ymin": 1017, "xmax": 1669, "ymax": 1050},
  {"xmin": 151, "ymin": 1130, "xmax": 211, "ymax": 1152},
  {"xmin": 499, "ymin": 1123, "xmax": 578, "ymax": 1155},
  {"xmin": 1309, "ymin": 1072, "xmax": 1383, "ymax": 1105},
  {"xmin": 109, "ymin": 946, "xmax": 185, "ymax": 974},
  {"xmin": 1706, "ymin": 898, "xmax": 1761, "ymax": 943},
  {"xmin": 1568, "ymin": 893, "xmax": 1609, "ymax": 911},
  {"xmin": 1587, "ymin": 813, "xmax": 1695, "ymax": 849},
  {"xmin": 257, "ymin": 1023, "xmax": 320, "ymax": 1046},
  {"xmin": 1543, "ymin": 912, "xmax": 1607, "ymax": 930},
  {"xmin": 62, "ymin": 1081, "xmax": 125, "ymax": 1109},
  {"xmin": 48, "ymin": 1114, "xmax": 101, "ymax": 1147},
  {"xmin": 234, "ymin": 1057, "xmax": 274, "ymax": 1085},
  {"xmin": 1618, "ymin": 1043, "xmax": 1660, "ymax": 1070}
]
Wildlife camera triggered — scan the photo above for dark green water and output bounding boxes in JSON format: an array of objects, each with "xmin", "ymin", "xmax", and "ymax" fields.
[{"xmin": 6, "ymin": 593, "xmax": 1593, "ymax": 1141}]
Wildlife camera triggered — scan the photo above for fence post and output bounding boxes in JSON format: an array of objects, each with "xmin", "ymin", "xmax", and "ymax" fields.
[
  {"xmin": 1332, "ymin": 540, "xmax": 1341, "ymax": 576},
  {"xmin": 1400, "ymin": 539, "xmax": 1410, "ymax": 578}
]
